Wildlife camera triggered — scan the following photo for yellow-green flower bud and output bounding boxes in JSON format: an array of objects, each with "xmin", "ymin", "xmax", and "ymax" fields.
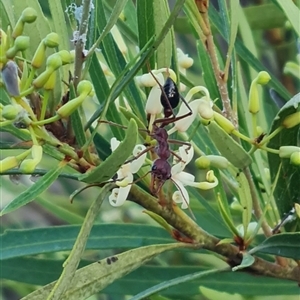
[
  {"xmin": 12, "ymin": 20, "xmax": 25, "ymax": 39},
  {"xmin": 58, "ymin": 50, "xmax": 73, "ymax": 65},
  {"xmin": 282, "ymin": 111, "xmax": 300, "ymax": 129},
  {"xmin": 248, "ymin": 80, "xmax": 259, "ymax": 114},
  {"xmin": 213, "ymin": 111, "xmax": 235, "ymax": 134},
  {"xmin": 57, "ymin": 94, "xmax": 86, "ymax": 118},
  {"xmin": 31, "ymin": 41, "xmax": 47, "ymax": 68},
  {"xmin": 198, "ymin": 99, "xmax": 213, "ymax": 120},
  {"xmin": 1, "ymin": 60, "xmax": 20, "ymax": 96},
  {"xmin": 19, "ymin": 158, "xmax": 38, "ymax": 173},
  {"xmin": 6, "ymin": 36, "xmax": 30, "ymax": 58},
  {"xmin": 195, "ymin": 156, "xmax": 210, "ymax": 169},
  {"xmin": 46, "ymin": 53, "xmax": 63, "ymax": 70},
  {"xmin": 21, "ymin": 7, "xmax": 37, "ymax": 23},
  {"xmin": 279, "ymin": 146, "xmax": 300, "ymax": 158},
  {"xmin": 57, "ymin": 81, "xmax": 93, "ymax": 117},
  {"xmin": 207, "ymin": 155, "xmax": 229, "ymax": 169},
  {"xmin": 43, "ymin": 72, "xmax": 56, "ymax": 90},
  {"xmin": 77, "ymin": 80, "xmax": 93, "ymax": 95},
  {"xmin": 290, "ymin": 151, "xmax": 300, "ymax": 166},
  {"xmin": 33, "ymin": 54, "xmax": 62, "ymax": 88},
  {"xmin": 43, "ymin": 32, "xmax": 59, "ymax": 48},
  {"xmin": 256, "ymin": 71, "xmax": 271, "ymax": 85},
  {"xmin": 0, "ymin": 156, "xmax": 19, "ymax": 172},
  {"xmin": 31, "ymin": 145, "xmax": 43, "ymax": 161},
  {"xmin": 1, "ymin": 104, "xmax": 20, "ymax": 120}
]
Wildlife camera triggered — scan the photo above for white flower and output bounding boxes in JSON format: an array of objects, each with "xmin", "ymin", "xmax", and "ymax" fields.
[
  {"xmin": 171, "ymin": 145, "xmax": 218, "ymax": 209},
  {"xmin": 108, "ymin": 138, "xmax": 147, "ymax": 207},
  {"xmin": 168, "ymin": 86, "xmax": 213, "ymax": 135}
]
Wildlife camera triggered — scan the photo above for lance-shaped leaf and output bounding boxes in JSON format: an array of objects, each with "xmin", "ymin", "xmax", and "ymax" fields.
[
  {"xmin": 1, "ymin": 161, "xmax": 66, "ymax": 216},
  {"xmin": 249, "ymin": 232, "xmax": 300, "ymax": 259},
  {"xmin": 207, "ymin": 121, "xmax": 252, "ymax": 169},
  {"xmin": 78, "ymin": 119, "xmax": 138, "ymax": 184},
  {"xmin": 21, "ymin": 243, "xmax": 191, "ymax": 300},
  {"xmin": 232, "ymin": 252, "xmax": 255, "ymax": 271}
]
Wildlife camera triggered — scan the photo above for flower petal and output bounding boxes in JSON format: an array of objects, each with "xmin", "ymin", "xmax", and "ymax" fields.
[
  {"xmin": 130, "ymin": 144, "xmax": 147, "ymax": 173},
  {"xmin": 173, "ymin": 171, "xmax": 195, "ymax": 186},
  {"xmin": 172, "ymin": 182, "xmax": 190, "ymax": 209},
  {"xmin": 109, "ymin": 186, "xmax": 131, "ymax": 207}
]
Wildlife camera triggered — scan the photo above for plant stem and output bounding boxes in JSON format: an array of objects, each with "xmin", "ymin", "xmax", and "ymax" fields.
[
  {"xmin": 130, "ymin": 184, "xmax": 299, "ymax": 280},
  {"xmin": 73, "ymin": 0, "xmax": 92, "ymax": 89}
]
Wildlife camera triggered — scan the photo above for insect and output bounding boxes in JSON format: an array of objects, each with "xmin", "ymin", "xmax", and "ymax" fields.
[{"xmin": 136, "ymin": 70, "xmax": 193, "ymax": 203}]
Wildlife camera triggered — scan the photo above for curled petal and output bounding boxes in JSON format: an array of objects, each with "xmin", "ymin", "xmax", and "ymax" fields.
[
  {"xmin": 110, "ymin": 137, "xmax": 120, "ymax": 151},
  {"xmin": 116, "ymin": 172, "xmax": 133, "ymax": 187},
  {"xmin": 130, "ymin": 144, "xmax": 147, "ymax": 173},
  {"xmin": 190, "ymin": 176, "xmax": 219, "ymax": 190},
  {"xmin": 178, "ymin": 144, "xmax": 194, "ymax": 165},
  {"xmin": 168, "ymin": 100, "xmax": 200, "ymax": 134},
  {"xmin": 109, "ymin": 186, "xmax": 131, "ymax": 207},
  {"xmin": 172, "ymin": 182, "xmax": 190, "ymax": 209},
  {"xmin": 173, "ymin": 171, "xmax": 195, "ymax": 186}
]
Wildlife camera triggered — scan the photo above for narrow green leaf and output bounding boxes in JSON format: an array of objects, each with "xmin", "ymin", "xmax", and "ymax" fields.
[
  {"xmin": 21, "ymin": 243, "xmax": 189, "ymax": 300},
  {"xmin": 154, "ymin": 0, "xmax": 172, "ymax": 68},
  {"xmin": 2, "ymin": 260, "xmax": 299, "ymax": 296},
  {"xmin": 207, "ymin": 121, "xmax": 252, "ymax": 169},
  {"xmin": 249, "ymin": 232, "xmax": 300, "ymax": 259},
  {"xmin": 232, "ymin": 252, "xmax": 255, "ymax": 271},
  {"xmin": 78, "ymin": 118, "xmax": 138, "ymax": 183},
  {"xmin": 47, "ymin": 185, "xmax": 111, "ymax": 300},
  {"xmin": 0, "ymin": 224, "xmax": 172, "ymax": 260},
  {"xmin": 136, "ymin": 0, "xmax": 155, "ymax": 70},
  {"xmin": 273, "ymin": 0, "xmax": 300, "ymax": 37},
  {"xmin": 143, "ymin": 210, "xmax": 173, "ymax": 235},
  {"xmin": 130, "ymin": 268, "xmax": 228, "ymax": 300},
  {"xmin": 0, "ymin": 162, "xmax": 66, "ymax": 216},
  {"xmin": 236, "ymin": 172, "xmax": 253, "ymax": 239}
]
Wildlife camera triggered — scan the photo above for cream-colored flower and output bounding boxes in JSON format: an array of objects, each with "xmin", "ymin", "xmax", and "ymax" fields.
[{"xmin": 108, "ymin": 138, "xmax": 147, "ymax": 207}]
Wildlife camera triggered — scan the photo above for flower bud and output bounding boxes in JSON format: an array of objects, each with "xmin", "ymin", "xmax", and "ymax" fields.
[
  {"xmin": 0, "ymin": 156, "xmax": 19, "ymax": 172},
  {"xmin": 282, "ymin": 111, "xmax": 300, "ymax": 129},
  {"xmin": 1, "ymin": 60, "xmax": 20, "ymax": 96},
  {"xmin": 195, "ymin": 156, "xmax": 210, "ymax": 169},
  {"xmin": 21, "ymin": 7, "xmax": 37, "ymax": 23},
  {"xmin": 31, "ymin": 41, "xmax": 47, "ymax": 68},
  {"xmin": 77, "ymin": 80, "xmax": 93, "ymax": 96},
  {"xmin": 248, "ymin": 80, "xmax": 259, "ymax": 114},
  {"xmin": 279, "ymin": 146, "xmax": 300, "ymax": 158},
  {"xmin": 177, "ymin": 48, "xmax": 194, "ymax": 69},
  {"xmin": 1, "ymin": 104, "xmax": 21, "ymax": 120},
  {"xmin": 198, "ymin": 99, "xmax": 214, "ymax": 120},
  {"xmin": 207, "ymin": 155, "xmax": 229, "ymax": 169},
  {"xmin": 256, "ymin": 71, "xmax": 271, "ymax": 85},
  {"xmin": 290, "ymin": 151, "xmax": 300, "ymax": 166},
  {"xmin": 44, "ymin": 72, "xmax": 56, "ymax": 90},
  {"xmin": 33, "ymin": 54, "xmax": 62, "ymax": 88},
  {"xmin": 31, "ymin": 145, "xmax": 43, "ymax": 161},
  {"xmin": 6, "ymin": 36, "xmax": 30, "ymax": 58},
  {"xmin": 236, "ymin": 222, "xmax": 258, "ymax": 239},
  {"xmin": 43, "ymin": 32, "xmax": 59, "ymax": 48},
  {"xmin": 58, "ymin": 50, "xmax": 73, "ymax": 64},
  {"xmin": 19, "ymin": 158, "xmax": 38, "ymax": 173},
  {"xmin": 213, "ymin": 111, "xmax": 235, "ymax": 134},
  {"xmin": 57, "ymin": 81, "xmax": 93, "ymax": 117}
]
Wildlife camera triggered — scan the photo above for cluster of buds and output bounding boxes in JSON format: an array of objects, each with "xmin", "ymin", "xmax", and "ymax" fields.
[{"xmin": 0, "ymin": 8, "xmax": 94, "ymax": 174}]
